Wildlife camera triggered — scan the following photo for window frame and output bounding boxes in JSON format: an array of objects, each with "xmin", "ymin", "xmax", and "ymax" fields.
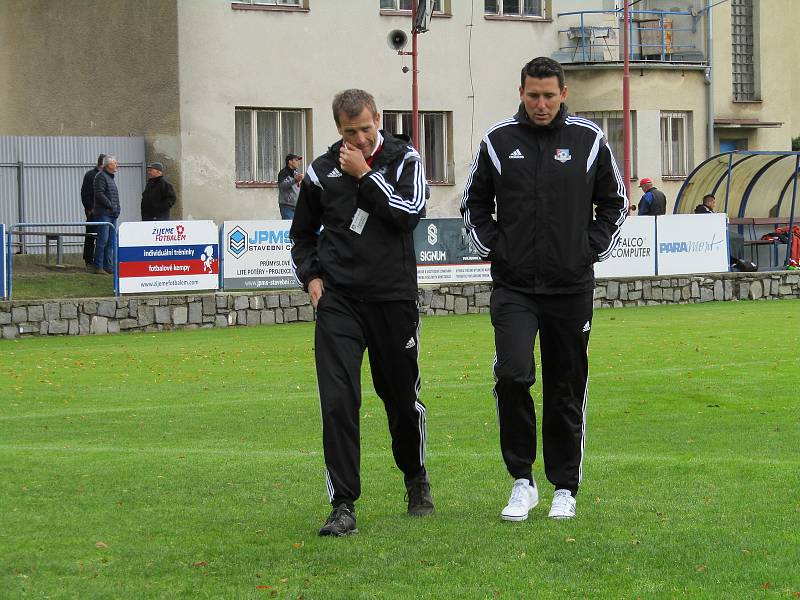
[
  {"xmin": 231, "ymin": 0, "xmax": 309, "ymax": 12},
  {"xmin": 576, "ymin": 110, "xmax": 637, "ymax": 178},
  {"xmin": 484, "ymin": 0, "xmax": 549, "ymax": 20},
  {"xmin": 382, "ymin": 110, "xmax": 453, "ymax": 185},
  {"xmin": 660, "ymin": 111, "xmax": 691, "ymax": 179},
  {"xmin": 379, "ymin": 0, "xmax": 450, "ymax": 17},
  {"xmin": 234, "ymin": 107, "xmax": 309, "ymax": 187}
]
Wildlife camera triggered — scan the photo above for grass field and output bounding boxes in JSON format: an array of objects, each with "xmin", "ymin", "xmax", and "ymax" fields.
[
  {"xmin": 7, "ymin": 254, "xmax": 114, "ymax": 300},
  {"xmin": 1, "ymin": 301, "xmax": 799, "ymax": 599}
]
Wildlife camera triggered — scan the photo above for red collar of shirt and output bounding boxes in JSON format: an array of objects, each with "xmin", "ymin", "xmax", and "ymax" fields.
[{"xmin": 365, "ymin": 131, "xmax": 384, "ymax": 167}]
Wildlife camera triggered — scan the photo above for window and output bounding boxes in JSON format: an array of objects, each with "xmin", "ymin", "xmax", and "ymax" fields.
[
  {"xmin": 576, "ymin": 111, "xmax": 637, "ymax": 177},
  {"xmin": 235, "ymin": 108, "xmax": 307, "ymax": 183},
  {"xmin": 381, "ymin": 0, "xmax": 443, "ymax": 11},
  {"xmin": 660, "ymin": 111, "xmax": 691, "ymax": 177},
  {"xmin": 383, "ymin": 111, "xmax": 452, "ymax": 183},
  {"xmin": 231, "ymin": 0, "xmax": 307, "ymax": 12},
  {"xmin": 236, "ymin": 0, "xmax": 301, "ymax": 5},
  {"xmin": 484, "ymin": 0, "xmax": 544, "ymax": 18},
  {"xmin": 731, "ymin": 0, "xmax": 759, "ymax": 101}
]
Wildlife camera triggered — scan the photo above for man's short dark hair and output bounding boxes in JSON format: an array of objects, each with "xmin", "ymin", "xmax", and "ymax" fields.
[
  {"xmin": 703, "ymin": 194, "xmax": 715, "ymax": 204},
  {"xmin": 332, "ymin": 89, "xmax": 378, "ymax": 126},
  {"xmin": 520, "ymin": 57, "xmax": 566, "ymax": 89},
  {"xmin": 97, "ymin": 154, "xmax": 106, "ymax": 167}
]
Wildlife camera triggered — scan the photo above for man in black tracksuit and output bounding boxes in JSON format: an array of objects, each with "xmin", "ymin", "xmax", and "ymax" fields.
[
  {"xmin": 290, "ymin": 89, "xmax": 433, "ymax": 537},
  {"xmin": 461, "ymin": 57, "xmax": 627, "ymax": 521}
]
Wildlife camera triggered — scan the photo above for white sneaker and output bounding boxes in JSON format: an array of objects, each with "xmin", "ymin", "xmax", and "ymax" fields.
[
  {"xmin": 501, "ymin": 478, "xmax": 539, "ymax": 521},
  {"xmin": 548, "ymin": 489, "xmax": 576, "ymax": 519}
]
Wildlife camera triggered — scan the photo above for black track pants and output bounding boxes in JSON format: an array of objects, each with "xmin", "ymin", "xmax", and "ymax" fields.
[
  {"xmin": 490, "ymin": 287, "xmax": 593, "ymax": 496},
  {"xmin": 314, "ymin": 291, "xmax": 426, "ymax": 507}
]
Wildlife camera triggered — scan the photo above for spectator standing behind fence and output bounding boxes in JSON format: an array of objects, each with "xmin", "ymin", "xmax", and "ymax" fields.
[
  {"xmin": 637, "ymin": 178, "xmax": 667, "ymax": 216},
  {"xmin": 290, "ymin": 88, "xmax": 433, "ymax": 537},
  {"xmin": 92, "ymin": 155, "xmax": 120, "ymax": 275},
  {"xmin": 140, "ymin": 162, "xmax": 176, "ymax": 221},
  {"xmin": 277, "ymin": 153, "xmax": 303, "ymax": 220},
  {"xmin": 694, "ymin": 194, "xmax": 715, "ymax": 214},
  {"xmin": 80, "ymin": 154, "xmax": 105, "ymax": 271}
]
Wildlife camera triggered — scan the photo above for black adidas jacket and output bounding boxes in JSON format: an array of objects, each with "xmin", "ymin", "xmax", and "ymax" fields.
[
  {"xmin": 290, "ymin": 131, "xmax": 426, "ymax": 302},
  {"xmin": 461, "ymin": 104, "xmax": 628, "ymax": 295}
]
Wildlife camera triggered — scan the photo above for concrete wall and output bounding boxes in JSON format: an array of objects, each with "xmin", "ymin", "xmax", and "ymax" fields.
[
  {"xmin": 3, "ymin": 273, "xmax": 799, "ymax": 339},
  {"xmin": 174, "ymin": 0, "xmax": 559, "ymax": 220},
  {"xmin": 0, "ymin": 0, "xmax": 183, "ymax": 214}
]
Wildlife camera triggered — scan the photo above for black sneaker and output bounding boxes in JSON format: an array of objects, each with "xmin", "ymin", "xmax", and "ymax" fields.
[
  {"xmin": 318, "ymin": 503, "xmax": 358, "ymax": 537},
  {"xmin": 405, "ymin": 472, "xmax": 435, "ymax": 517}
]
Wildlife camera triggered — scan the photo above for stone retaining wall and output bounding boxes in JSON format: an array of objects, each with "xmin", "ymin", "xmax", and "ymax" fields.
[{"xmin": 1, "ymin": 272, "xmax": 798, "ymax": 339}]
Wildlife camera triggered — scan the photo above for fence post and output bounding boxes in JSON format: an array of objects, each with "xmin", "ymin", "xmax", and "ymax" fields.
[{"xmin": 17, "ymin": 160, "xmax": 26, "ymax": 254}]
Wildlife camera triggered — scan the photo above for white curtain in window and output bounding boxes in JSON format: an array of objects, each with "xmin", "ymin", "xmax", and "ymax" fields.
[
  {"xmin": 382, "ymin": 113, "xmax": 399, "ymax": 134},
  {"xmin": 605, "ymin": 116, "xmax": 623, "ymax": 159},
  {"xmin": 281, "ymin": 111, "xmax": 304, "ymax": 178},
  {"xmin": 401, "ymin": 113, "xmax": 413, "ymax": 136},
  {"xmin": 256, "ymin": 111, "xmax": 279, "ymax": 182},
  {"xmin": 235, "ymin": 110, "xmax": 253, "ymax": 181},
  {"xmin": 524, "ymin": 0, "xmax": 542, "ymax": 16},
  {"xmin": 423, "ymin": 113, "xmax": 445, "ymax": 181},
  {"xmin": 660, "ymin": 117, "xmax": 670, "ymax": 175},
  {"xmin": 671, "ymin": 116, "xmax": 685, "ymax": 176}
]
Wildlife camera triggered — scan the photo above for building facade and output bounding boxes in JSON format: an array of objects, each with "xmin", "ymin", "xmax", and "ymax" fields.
[{"xmin": 1, "ymin": 0, "xmax": 797, "ymax": 221}]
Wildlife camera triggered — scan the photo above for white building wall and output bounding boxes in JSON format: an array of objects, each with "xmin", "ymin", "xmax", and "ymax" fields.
[{"xmin": 176, "ymin": 1, "xmax": 559, "ymax": 220}]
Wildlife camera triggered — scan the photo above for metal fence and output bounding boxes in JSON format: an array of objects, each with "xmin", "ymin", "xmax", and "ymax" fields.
[{"xmin": 0, "ymin": 136, "xmax": 145, "ymax": 253}]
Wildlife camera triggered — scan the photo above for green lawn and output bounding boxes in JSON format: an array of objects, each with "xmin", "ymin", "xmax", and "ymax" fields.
[
  {"xmin": 1, "ymin": 302, "xmax": 799, "ymax": 599},
  {"xmin": 7, "ymin": 254, "xmax": 114, "ymax": 300}
]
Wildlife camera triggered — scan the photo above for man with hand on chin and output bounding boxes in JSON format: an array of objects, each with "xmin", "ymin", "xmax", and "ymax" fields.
[{"xmin": 290, "ymin": 89, "xmax": 433, "ymax": 537}]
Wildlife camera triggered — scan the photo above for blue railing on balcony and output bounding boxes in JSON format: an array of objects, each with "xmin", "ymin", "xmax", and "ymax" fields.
[{"xmin": 556, "ymin": 9, "xmax": 707, "ymax": 64}]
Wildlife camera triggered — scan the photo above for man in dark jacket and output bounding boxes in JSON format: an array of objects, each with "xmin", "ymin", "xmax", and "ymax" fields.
[
  {"xmin": 80, "ymin": 154, "xmax": 105, "ymax": 269},
  {"xmin": 461, "ymin": 57, "xmax": 627, "ymax": 521},
  {"xmin": 290, "ymin": 89, "xmax": 433, "ymax": 537},
  {"xmin": 141, "ymin": 162, "xmax": 177, "ymax": 221},
  {"xmin": 277, "ymin": 153, "xmax": 303, "ymax": 220},
  {"xmin": 92, "ymin": 155, "xmax": 121, "ymax": 274},
  {"xmin": 694, "ymin": 194, "xmax": 715, "ymax": 214},
  {"xmin": 637, "ymin": 178, "xmax": 667, "ymax": 216}
]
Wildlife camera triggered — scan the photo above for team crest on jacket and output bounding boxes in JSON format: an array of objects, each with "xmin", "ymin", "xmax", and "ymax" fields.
[{"xmin": 554, "ymin": 149, "xmax": 572, "ymax": 163}]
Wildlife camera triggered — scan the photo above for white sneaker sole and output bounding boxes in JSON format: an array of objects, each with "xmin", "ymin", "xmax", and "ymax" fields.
[{"xmin": 501, "ymin": 499, "xmax": 539, "ymax": 521}]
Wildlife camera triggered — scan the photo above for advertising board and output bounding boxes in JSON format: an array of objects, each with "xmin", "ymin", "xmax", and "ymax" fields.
[
  {"xmin": 655, "ymin": 214, "xmax": 729, "ymax": 276},
  {"xmin": 594, "ymin": 216, "xmax": 657, "ymax": 278},
  {"xmin": 118, "ymin": 221, "xmax": 220, "ymax": 294},
  {"xmin": 414, "ymin": 218, "xmax": 491, "ymax": 284},
  {"xmin": 221, "ymin": 220, "xmax": 295, "ymax": 289}
]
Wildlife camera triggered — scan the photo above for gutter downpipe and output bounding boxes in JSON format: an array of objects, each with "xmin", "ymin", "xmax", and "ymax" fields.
[
  {"xmin": 706, "ymin": 2, "xmax": 715, "ymax": 158},
  {"xmin": 622, "ymin": 1, "xmax": 631, "ymax": 200}
]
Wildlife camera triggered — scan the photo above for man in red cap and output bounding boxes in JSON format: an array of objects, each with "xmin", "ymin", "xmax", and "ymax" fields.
[{"xmin": 637, "ymin": 178, "xmax": 666, "ymax": 216}]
